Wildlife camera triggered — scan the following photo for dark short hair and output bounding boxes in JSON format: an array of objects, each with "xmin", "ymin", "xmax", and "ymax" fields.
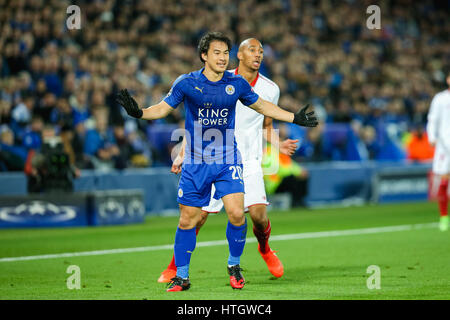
[{"xmin": 198, "ymin": 31, "xmax": 232, "ymax": 63}]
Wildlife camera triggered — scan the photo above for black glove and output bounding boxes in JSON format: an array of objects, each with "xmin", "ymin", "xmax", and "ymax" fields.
[
  {"xmin": 293, "ymin": 104, "xmax": 318, "ymax": 127},
  {"xmin": 116, "ymin": 89, "xmax": 143, "ymax": 119}
]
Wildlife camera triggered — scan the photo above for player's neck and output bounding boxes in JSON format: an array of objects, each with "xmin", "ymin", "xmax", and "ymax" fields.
[
  {"xmin": 202, "ymin": 65, "xmax": 224, "ymax": 82},
  {"xmin": 237, "ymin": 65, "xmax": 258, "ymax": 84}
]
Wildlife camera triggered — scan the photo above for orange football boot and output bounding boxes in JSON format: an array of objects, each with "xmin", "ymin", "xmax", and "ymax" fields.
[
  {"xmin": 258, "ymin": 244, "xmax": 284, "ymax": 278},
  {"xmin": 158, "ymin": 268, "xmax": 177, "ymax": 283}
]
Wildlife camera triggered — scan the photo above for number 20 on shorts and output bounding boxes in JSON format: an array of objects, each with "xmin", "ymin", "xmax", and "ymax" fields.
[{"xmin": 229, "ymin": 166, "xmax": 243, "ymax": 180}]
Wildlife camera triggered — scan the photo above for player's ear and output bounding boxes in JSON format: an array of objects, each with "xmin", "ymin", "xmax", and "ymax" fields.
[
  {"xmin": 237, "ymin": 51, "xmax": 243, "ymax": 61},
  {"xmin": 201, "ymin": 52, "xmax": 208, "ymax": 63}
]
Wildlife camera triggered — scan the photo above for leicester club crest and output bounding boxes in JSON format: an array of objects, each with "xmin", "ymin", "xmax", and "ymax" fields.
[{"xmin": 225, "ymin": 85, "xmax": 235, "ymax": 95}]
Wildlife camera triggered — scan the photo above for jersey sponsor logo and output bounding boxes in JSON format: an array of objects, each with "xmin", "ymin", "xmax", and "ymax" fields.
[
  {"xmin": 170, "ymin": 126, "xmax": 239, "ymax": 164},
  {"xmin": 225, "ymin": 85, "xmax": 235, "ymax": 95},
  {"xmin": 198, "ymin": 107, "xmax": 229, "ymax": 126},
  {"xmin": 166, "ymin": 88, "xmax": 173, "ymax": 98},
  {"xmin": 194, "ymin": 86, "xmax": 204, "ymax": 94}
]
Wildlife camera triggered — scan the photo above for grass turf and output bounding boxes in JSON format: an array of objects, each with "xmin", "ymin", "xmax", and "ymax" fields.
[{"xmin": 0, "ymin": 201, "xmax": 449, "ymax": 300}]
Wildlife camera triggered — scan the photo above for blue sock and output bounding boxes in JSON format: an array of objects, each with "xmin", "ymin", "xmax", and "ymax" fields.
[
  {"xmin": 174, "ymin": 227, "xmax": 196, "ymax": 279},
  {"xmin": 226, "ymin": 219, "xmax": 247, "ymax": 266}
]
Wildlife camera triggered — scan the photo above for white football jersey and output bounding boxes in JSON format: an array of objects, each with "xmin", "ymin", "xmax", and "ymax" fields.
[
  {"xmin": 427, "ymin": 89, "xmax": 450, "ymax": 151},
  {"xmin": 229, "ymin": 69, "xmax": 280, "ymax": 176},
  {"xmin": 427, "ymin": 89, "xmax": 450, "ymax": 174}
]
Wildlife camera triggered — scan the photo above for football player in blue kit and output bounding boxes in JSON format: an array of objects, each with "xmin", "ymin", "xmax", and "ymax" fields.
[{"xmin": 116, "ymin": 31, "xmax": 318, "ymax": 292}]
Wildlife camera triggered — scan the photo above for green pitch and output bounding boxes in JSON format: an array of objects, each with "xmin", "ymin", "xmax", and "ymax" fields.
[{"xmin": 0, "ymin": 201, "xmax": 449, "ymax": 300}]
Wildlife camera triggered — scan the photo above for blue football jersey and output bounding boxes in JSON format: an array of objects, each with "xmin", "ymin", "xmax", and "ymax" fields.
[{"xmin": 164, "ymin": 68, "xmax": 259, "ymax": 164}]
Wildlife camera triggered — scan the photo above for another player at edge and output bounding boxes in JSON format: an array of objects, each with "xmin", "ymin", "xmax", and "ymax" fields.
[{"xmin": 427, "ymin": 69, "xmax": 450, "ymax": 231}]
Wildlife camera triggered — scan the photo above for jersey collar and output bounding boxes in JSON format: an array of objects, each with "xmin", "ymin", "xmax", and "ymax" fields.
[
  {"xmin": 234, "ymin": 67, "xmax": 259, "ymax": 87},
  {"xmin": 198, "ymin": 67, "xmax": 230, "ymax": 83}
]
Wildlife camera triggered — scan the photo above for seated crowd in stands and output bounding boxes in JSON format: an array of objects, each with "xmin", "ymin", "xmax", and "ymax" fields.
[{"xmin": 1, "ymin": 0, "xmax": 448, "ymax": 172}]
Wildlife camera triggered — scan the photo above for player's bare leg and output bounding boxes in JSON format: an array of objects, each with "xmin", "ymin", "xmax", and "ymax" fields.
[
  {"xmin": 159, "ymin": 211, "xmax": 209, "ymax": 283},
  {"xmin": 166, "ymin": 204, "xmax": 202, "ymax": 292},
  {"xmin": 248, "ymin": 204, "xmax": 284, "ymax": 278},
  {"xmin": 222, "ymin": 192, "xmax": 247, "ymax": 289}
]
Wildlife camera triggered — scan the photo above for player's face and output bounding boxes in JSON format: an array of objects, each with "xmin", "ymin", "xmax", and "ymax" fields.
[
  {"xmin": 239, "ymin": 40, "xmax": 264, "ymax": 71},
  {"xmin": 203, "ymin": 41, "xmax": 229, "ymax": 74}
]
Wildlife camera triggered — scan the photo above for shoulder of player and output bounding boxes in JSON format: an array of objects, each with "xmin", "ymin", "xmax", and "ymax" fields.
[
  {"xmin": 432, "ymin": 90, "xmax": 450, "ymax": 103},
  {"xmin": 440, "ymin": 89, "xmax": 450, "ymax": 99},
  {"xmin": 258, "ymin": 74, "xmax": 279, "ymax": 90},
  {"xmin": 256, "ymin": 74, "xmax": 280, "ymax": 98},
  {"xmin": 171, "ymin": 70, "xmax": 203, "ymax": 88},
  {"xmin": 226, "ymin": 71, "xmax": 245, "ymax": 82}
]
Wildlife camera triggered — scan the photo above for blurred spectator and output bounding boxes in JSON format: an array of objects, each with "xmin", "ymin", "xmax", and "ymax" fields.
[
  {"xmin": 359, "ymin": 125, "xmax": 381, "ymax": 160},
  {"xmin": 329, "ymin": 98, "xmax": 353, "ymax": 123},
  {"xmin": 35, "ymin": 92, "xmax": 57, "ymax": 123},
  {"xmin": 25, "ymin": 124, "xmax": 76, "ymax": 193},
  {"xmin": 405, "ymin": 124, "xmax": 435, "ymax": 162},
  {"xmin": 70, "ymin": 90, "xmax": 90, "ymax": 125},
  {"xmin": 0, "ymin": 125, "xmax": 27, "ymax": 171},
  {"xmin": 22, "ymin": 115, "xmax": 44, "ymax": 150},
  {"xmin": 126, "ymin": 121, "xmax": 154, "ymax": 167},
  {"xmin": 63, "ymin": 120, "xmax": 93, "ymax": 169},
  {"xmin": 50, "ymin": 97, "xmax": 74, "ymax": 128},
  {"xmin": 262, "ymin": 143, "xmax": 309, "ymax": 208},
  {"xmin": 296, "ymin": 124, "xmax": 333, "ymax": 162},
  {"xmin": 111, "ymin": 121, "xmax": 132, "ymax": 169},
  {"xmin": 0, "ymin": 99, "xmax": 12, "ymax": 125},
  {"xmin": 84, "ymin": 106, "xmax": 121, "ymax": 170},
  {"xmin": 11, "ymin": 91, "xmax": 34, "ymax": 125}
]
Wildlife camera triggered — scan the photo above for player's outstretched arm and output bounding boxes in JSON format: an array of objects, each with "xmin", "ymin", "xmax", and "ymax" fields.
[
  {"xmin": 249, "ymin": 97, "xmax": 318, "ymax": 127},
  {"xmin": 116, "ymin": 89, "xmax": 173, "ymax": 120}
]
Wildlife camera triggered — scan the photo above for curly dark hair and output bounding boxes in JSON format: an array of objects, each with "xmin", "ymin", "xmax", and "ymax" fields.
[{"xmin": 197, "ymin": 31, "xmax": 232, "ymax": 63}]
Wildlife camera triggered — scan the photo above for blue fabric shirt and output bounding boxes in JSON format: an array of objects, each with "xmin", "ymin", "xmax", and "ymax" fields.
[
  {"xmin": 83, "ymin": 129, "xmax": 115, "ymax": 156},
  {"xmin": 22, "ymin": 131, "xmax": 42, "ymax": 150},
  {"xmin": 164, "ymin": 68, "xmax": 259, "ymax": 164}
]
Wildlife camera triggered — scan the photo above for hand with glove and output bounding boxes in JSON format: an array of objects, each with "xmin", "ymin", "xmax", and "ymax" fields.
[
  {"xmin": 293, "ymin": 104, "xmax": 318, "ymax": 127},
  {"xmin": 116, "ymin": 89, "xmax": 143, "ymax": 119}
]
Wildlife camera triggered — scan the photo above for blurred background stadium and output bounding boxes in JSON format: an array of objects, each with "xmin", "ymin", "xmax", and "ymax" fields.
[
  {"xmin": 1, "ymin": 0, "xmax": 450, "ymax": 300},
  {"xmin": 1, "ymin": 0, "xmax": 449, "ymax": 221}
]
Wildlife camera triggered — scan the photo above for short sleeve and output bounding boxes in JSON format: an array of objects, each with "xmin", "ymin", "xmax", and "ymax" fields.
[
  {"xmin": 271, "ymin": 84, "xmax": 280, "ymax": 105},
  {"xmin": 163, "ymin": 75, "xmax": 186, "ymax": 108},
  {"xmin": 238, "ymin": 78, "xmax": 259, "ymax": 106},
  {"xmin": 426, "ymin": 94, "xmax": 440, "ymax": 144}
]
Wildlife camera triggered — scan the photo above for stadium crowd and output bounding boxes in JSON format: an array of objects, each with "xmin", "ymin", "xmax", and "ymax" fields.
[{"xmin": 0, "ymin": 0, "xmax": 449, "ymax": 172}]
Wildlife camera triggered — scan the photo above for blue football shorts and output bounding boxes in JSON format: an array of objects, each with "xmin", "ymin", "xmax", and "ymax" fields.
[{"xmin": 177, "ymin": 163, "xmax": 244, "ymax": 207}]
